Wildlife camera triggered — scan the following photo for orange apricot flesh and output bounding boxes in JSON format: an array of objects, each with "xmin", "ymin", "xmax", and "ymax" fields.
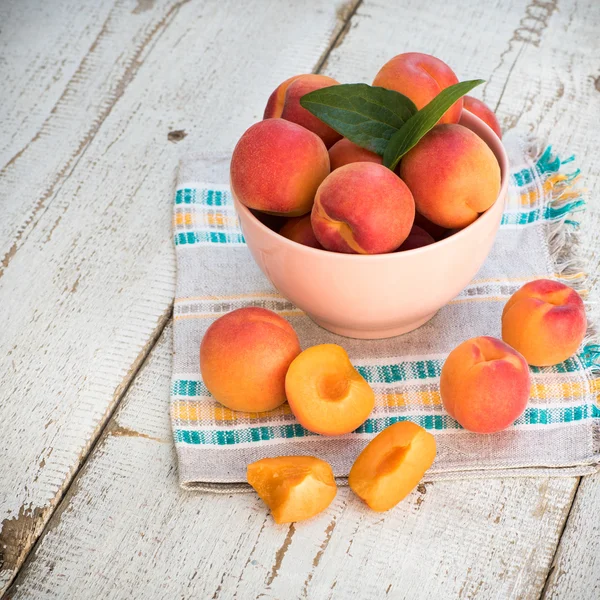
[
  {"xmin": 247, "ymin": 456, "xmax": 337, "ymax": 523},
  {"xmin": 349, "ymin": 422, "xmax": 436, "ymax": 512},
  {"xmin": 285, "ymin": 344, "xmax": 375, "ymax": 435}
]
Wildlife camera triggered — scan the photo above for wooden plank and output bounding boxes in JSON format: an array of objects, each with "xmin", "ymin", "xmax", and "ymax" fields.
[
  {"xmin": 0, "ymin": 0, "xmax": 356, "ymax": 592},
  {"xmin": 5, "ymin": 326, "xmax": 579, "ymax": 600},
  {"xmin": 0, "ymin": 0, "xmax": 189, "ymax": 276},
  {"xmin": 541, "ymin": 472, "xmax": 600, "ymax": 599},
  {"xmin": 0, "ymin": 0, "xmax": 111, "ymax": 165}
]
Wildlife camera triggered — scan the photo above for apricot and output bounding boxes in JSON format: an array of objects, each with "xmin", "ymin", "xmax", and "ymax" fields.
[
  {"xmin": 349, "ymin": 422, "xmax": 436, "ymax": 512},
  {"xmin": 399, "ymin": 124, "xmax": 501, "ymax": 229},
  {"xmin": 463, "ymin": 96, "xmax": 502, "ymax": 139},
  {"xmin": 311, "ymin": 162, "xmax": 415, "ymax": 254},
  {"xmin": 502, "ymin": 279, "xmax": 587, "ymax": 367},
  {"xmin": 373, "ymin": 52, "xmax": 462, "ymax": 124},
  {"xmin": 397, "ymin": 224, "xmax": 435, "ymax": 251},
  {"xmin": 263, "ymin": 74, "xmax": 342, "ymax": 147},
  {"xmin": 440, "ymin": 336, "xmax": 531, "ymax": 434},
  {"xmin": 328, "ymin": 138, "xmax": 383, "ymax": 170},
  {"xmin": 200, "ymin": 307, "xmax": 301, "ymax": 412},
  {"xmin": 247, "ymin": 456, "xmax": 337, "ymax": 524},
  {"xmin": 230, "ymin": 119, "xmax": 330, "ymax": 216},
  {"xmin": 414, "ymin": 211, "xmax": 449, "ymax": 241},
  {"xmin": 278, "ymin": 215, "xmax": 323, "ymax": 249},
  {"xmin": 285, "ymin": 344, "xmax": 375, "ymax": 436}
]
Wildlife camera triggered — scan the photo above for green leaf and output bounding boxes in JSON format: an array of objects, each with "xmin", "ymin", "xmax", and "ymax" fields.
[
  {"xmin": 299, "ymin": 84, "xmax": 418, "ymax": 155},
  {"xmin": 382, "ymin": 79, "xmax": 485, "ymax": 170}
]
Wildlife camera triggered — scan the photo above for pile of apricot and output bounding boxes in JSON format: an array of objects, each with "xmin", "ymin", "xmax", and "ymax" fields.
[
  {"xmin": 198, "ymin": 52, "xmax": 588, "ymax": 525},
  {"xmin": 199, "ymin": 278, "xmax": 586, "ymax": 523},
  {"xmin": 230, "ymin": 52, "xmax": 504, "ymax": 255},
  {"xmin": 201, "ymin": 306, "xmax": 438, "ymax": 523}
]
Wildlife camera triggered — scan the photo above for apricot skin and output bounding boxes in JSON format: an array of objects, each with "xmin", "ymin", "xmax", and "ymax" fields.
[
  {"xmin": 399, "ymin": 124, "xmax": 501, "ymax": 229},
  {"xmin": 413, "ymin": 211, "xmax": 449, "ymax": 241},
  {"xmin": 278, "ymin": 215, "xmax": 323, "ymax": 249},
  {"xmin": 440, "ymin": 336, "xmax": 531, "ymax": 434},
  {"xmin": 349, "ymin": 422, "xmax": 436, "ymax": 512},
  {"xmin": 200, "ymin": 307, "xmax": 301, "ymax": 412},
  {"xmin": 230, "ymin": 119, "xmax": 330, "ymax": 216},
  {"xmin": 502, "ymin": 279, "xmax": 586, "ymax": 367},
  {"xmin": 285, "ymin": 344, "xmax": 375, "ymax": 436},
  {"xmin": 373, "ymin": 52, "xmax": 462, "ymax": 124},
  {"xmin": 311, "ymin": 162, "xmax": 415, "ymax": 254},
  {"xmin": 463, "ymin": 96, "xmax": 502, "ymax": 139},
  {"xmin": 397, "ymin": 224, "xmax": 435, "ymax": 251},
  {"xmin": 328, "ymin": 138, "xmax": 383, "ymax": 171},
  {"xmin": 264, "ymin": 74, "xmax": 342, "ymax": 147},
  {"xmin": 247, "ymin": 456, "xmax": 337, "ymax": 524}
]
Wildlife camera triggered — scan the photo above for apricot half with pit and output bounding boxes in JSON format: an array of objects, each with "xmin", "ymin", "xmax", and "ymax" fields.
[{"xmin": 285, "ymin": 344, "xmax": 375, "ymax": 435}]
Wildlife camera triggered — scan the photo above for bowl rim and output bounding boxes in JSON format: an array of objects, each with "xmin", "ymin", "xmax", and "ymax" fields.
[{"xmin": 232, "ymin": 111, "xmax": 509, "ymax": 262}]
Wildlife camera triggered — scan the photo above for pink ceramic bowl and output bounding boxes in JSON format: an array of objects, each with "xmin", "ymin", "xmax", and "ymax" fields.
[{"xmin": 232, "ymin": 111, "xmax": 509, "ymax": 339}]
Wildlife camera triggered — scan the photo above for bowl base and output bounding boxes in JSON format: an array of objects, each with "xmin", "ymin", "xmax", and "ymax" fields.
[{"xmin": 309, "ymin": 311, "xmax": 438, "ymax": 340}]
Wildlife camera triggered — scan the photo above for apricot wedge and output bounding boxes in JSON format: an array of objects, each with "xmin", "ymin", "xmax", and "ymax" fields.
[
  {"xmin": 349, "ymin": 422, "xmax": 436, "ymax": 512},
  {"xmin": 247, "ymin": 456, "xmax": 337, "ymax": 524},
  {"xmin": 285, "ymin": 344, "xmax": 375, "ymax": 435}
]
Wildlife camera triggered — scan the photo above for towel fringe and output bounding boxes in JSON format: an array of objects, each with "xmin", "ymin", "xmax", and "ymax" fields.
[{"xmin": 532, "ymin": 144, "xmax": 600, "ymax": 385}]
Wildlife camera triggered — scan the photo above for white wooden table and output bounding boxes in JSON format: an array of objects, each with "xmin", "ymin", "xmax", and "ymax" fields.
[{"xmin": 1, "ymin": 1, "xmax": 599, "ymax": 598}]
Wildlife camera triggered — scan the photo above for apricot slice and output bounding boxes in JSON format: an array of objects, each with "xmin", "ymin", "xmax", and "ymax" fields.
[
  {"xmin": 247, "ymin": 456, "xmax": 337, "ymax": 523},
  {"xmin": 349, "ymin": 422, "xmax": 436, "ymax": 512},
  {"xmin": 285, "ymin": 344, "xmax": 375, "ymax": 435}
]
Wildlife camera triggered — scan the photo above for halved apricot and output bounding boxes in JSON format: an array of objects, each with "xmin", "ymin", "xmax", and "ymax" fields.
[
  {"xmin": 349, "ymin": 421, "xmax": 436, "ymax": 512},
  {"xmin": 285, "ymin": 344, "xmax": 375, "ymax": 435},
  {"xmin": 247, "ymin": 456, "xmax": 337, "ymax": 523}
]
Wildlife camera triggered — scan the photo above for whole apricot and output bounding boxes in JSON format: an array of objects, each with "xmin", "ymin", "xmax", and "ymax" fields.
[
  {"xmin": 440, "ymin": 336, "xmax": 531, "ymax": 433},
  {"xmin": 414, "ymin": 211, "xmax": 449, "ymax": 241},
  {"xmin": 502, "ymin": 279, "xmax": 586, "ymax": 366},
  {"xmin": 397, "ymin": 224, "xmax": 435, "ymax": 251},
  {"xmin": 264, "ymin": 74, "xmax": 342, "ymax": 147},
  {"xmin": 463, "ymin": 96, "xmax": 502, "ymax": 139},
  {"xmin": 399, "ymin": 124, "xmax": 501, "ymax": 229},
  {"xmin": 312, "ymin": 162, "xmax": 415, "ymax": 254},
  {"xmin": 200, "ymin": 307, "xmax": 301, "ymax": 412},
  {"xmin": 328, "ymin": 138, "xmax": 383, "ymax": 170},
  {"xmin": 373, "ymin": 52, "xmax": 462, "ymax": 124},
  {"xmin": 278, "ymin": 215, "xmax": 323, "ymax": 249},
  {"xmin": 230, "ymin": 119, "xmax": 330, "ymax": 216}
]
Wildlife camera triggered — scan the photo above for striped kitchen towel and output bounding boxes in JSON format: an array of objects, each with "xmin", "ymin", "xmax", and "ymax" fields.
[{"xmin": 171, "ymin": 136, "xmax": 600, "ymax": 491}]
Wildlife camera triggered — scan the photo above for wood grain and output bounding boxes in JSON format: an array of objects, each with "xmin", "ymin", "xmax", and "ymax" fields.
[
  {"xmin": 6, "ymin": 326, "xmax": 579, "ymax": 600},
  {"xmin": 0, "ymin": 0, "xmax": 355, "ymax": 592},
  {"xmin": 541, "ymin": 472, "xmax": 600, "ymax": 599}
]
